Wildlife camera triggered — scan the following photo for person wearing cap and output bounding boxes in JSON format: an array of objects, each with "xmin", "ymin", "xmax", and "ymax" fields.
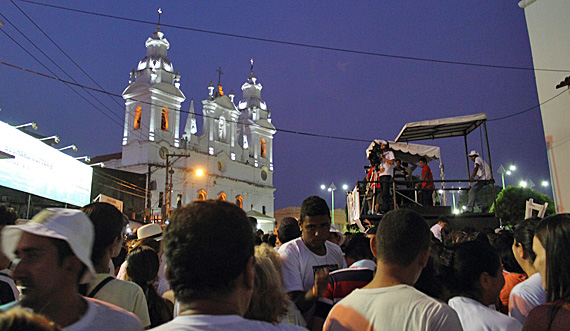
[
  {"xmin": 0, "ymin": 208, "xmax": 144, "ymax": 330},
  {"xmin": 80, "ymin": 202, "xmax": 151, "ymax": 328},
  {"xmin": 466, "ymin": 150, "xmax": 492, "ymax": 213},
  {"xmin": 327, "ymin": 225, "xmax": 345, "ymax": 247},
  {"xmin": 117, "ymin": 223, "xmax": 170, "ymax": 296}
]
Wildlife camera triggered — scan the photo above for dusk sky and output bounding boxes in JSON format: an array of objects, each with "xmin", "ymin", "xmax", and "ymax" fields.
[{"xmin": 0, "ymin": 1, "xmax": 555, "ymax": 210}]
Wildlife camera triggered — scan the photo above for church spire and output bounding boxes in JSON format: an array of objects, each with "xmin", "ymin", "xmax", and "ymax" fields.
[
  {"xmin": 182, "ymin": 99, "xmax": 197, "ymax": 141},
  {"xmin": 157, "ymin": 8, "xmax": 162, "ymax": 31}
]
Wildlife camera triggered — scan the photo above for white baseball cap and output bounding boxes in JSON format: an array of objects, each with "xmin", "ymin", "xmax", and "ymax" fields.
[
  {"xmin": 137, "ymin": 223, "xmax": 163, "ymax": 240},
  {"xmin": 1, "ymin": 208, "xmax": 95, "ymax": 284},
  {"xmin": 468, "ymin": 150, "xmax": 479, "ymax": 157}
]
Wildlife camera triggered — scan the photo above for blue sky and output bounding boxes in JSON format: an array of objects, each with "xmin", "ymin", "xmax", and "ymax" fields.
[{"xmin": 0, "ymin": 1, "xmax": 554, "ymax": 209}]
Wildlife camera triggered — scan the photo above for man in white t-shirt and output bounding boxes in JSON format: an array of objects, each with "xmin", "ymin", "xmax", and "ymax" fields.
[
  {"xmin": 466, "ymin": 150, "xmax": 492, "ymax": 213},
  {"xmin": 152, "ymin": 200, "xmax": 302, "ymax": 331},
  {"xmin": 430, "ymin": 217, "xmax": 450, "ymax": 242},
  {"xmin": 278, "ymin": 196, "xmax": 346, "ymax": 329},
  {"xmin": 324, "ymin": 209, "xmax": 462, "ymax": 330},
  {"xmin": 0, "ymin": 208, "xmax": 143, "ymax": 330}
]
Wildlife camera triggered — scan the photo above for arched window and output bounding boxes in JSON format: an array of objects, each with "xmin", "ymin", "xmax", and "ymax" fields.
[
  {"xmin": 197, "ymin": 190, "xmax": 207, "ymax": 201},
  {"xmin": 161, "ymin": 107, "xmax": 169, "ymax": 131},
  {"xmin": 134, "ymin": 106, "xmax": 142, "ymax": 130},
  {"xmin": 235, "ymin": 195, "xmax": 243, "ymax": 209},
  {"xmin": 260, "ymin": 138, "xmax": 267, "ymax": 158},
  {"xmin": 218, "ymin": 192, "xmax": 227, "ymax": 201}
]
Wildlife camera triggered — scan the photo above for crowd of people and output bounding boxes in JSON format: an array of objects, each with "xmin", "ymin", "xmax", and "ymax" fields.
[{"xmin": 0, "ymin": 195, "xmax": 568, "ymax": 330}]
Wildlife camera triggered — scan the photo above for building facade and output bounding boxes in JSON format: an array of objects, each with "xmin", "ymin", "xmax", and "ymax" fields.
[
  {"xmin": 102, "ymin": 25, "xmax": 276, "ymax": 225},
  {"xmin": 519, "ymin": 0, "xmax": 570, "ymax": 212}
]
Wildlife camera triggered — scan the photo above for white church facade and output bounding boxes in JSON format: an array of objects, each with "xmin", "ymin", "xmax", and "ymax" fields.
[{"xmin": 101, "ymin": 25, "xmax": 276, "ymax": 230}]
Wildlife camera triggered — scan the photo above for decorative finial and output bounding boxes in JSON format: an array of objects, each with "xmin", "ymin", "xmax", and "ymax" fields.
[
  {"xmin": 157, "ymin": 8, "xmax": 162, "ymax": 31},
  {"xmin": 216, "ymin": 67, "xmax": 224, "ymax": 86}
]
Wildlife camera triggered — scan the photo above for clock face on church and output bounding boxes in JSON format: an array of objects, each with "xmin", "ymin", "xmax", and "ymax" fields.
[
  {"xmin": 159, "ymin": 147, "xmax": 169, "ymax": 159},
  {"xmin": 261, "ymin": 170, "xmax": 267, "ymax": 181}
]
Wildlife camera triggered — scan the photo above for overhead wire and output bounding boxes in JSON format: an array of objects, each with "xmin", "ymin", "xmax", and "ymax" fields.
[
  {"xmin": 14, "ymin": 0, "xmax": 570, "ymax": 73},
  {"xmin": 0, "ymin": 60, "xmax": 374, "ymax": 142},
  {"xmin": 487, "ymin": 89, "xmax": 567, "ymax": 122},
  {"xmin": 93, "ymin": 170, "xmax": 148, "ymax": 195},
  {"xmin": 2, "ymin": 60, "xmax": 565, "ymax": 143},
  {"xmin": 0, "ymin": 13, "xmax": 128, "ymax": 132},
  {"xmin": 2, "ymin": 2, "xmax": 153, "ymax": 142}
]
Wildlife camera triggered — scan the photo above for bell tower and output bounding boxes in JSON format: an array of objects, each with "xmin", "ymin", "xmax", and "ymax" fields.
[
  {"xmin": 238, "ymin": 59, "xmax": 275, "ymax": 170},
  {"xmin": 122, "ymin": 23, "xmax": 186, "ymax": 150}
]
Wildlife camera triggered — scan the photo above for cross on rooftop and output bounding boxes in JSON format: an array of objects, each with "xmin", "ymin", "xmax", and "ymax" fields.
[{"xmin": 217, "ymin": 67, "xmax": 224, "ymax": 86}]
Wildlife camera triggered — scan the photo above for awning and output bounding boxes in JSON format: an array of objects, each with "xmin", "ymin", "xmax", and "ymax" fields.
[
  {"xmin": 366, "ymin": 140, "xmax": 440, "ymax": 164},
  {"xmin": 395, "ymin": 113, "xmax": 487, "ymax": 142},
  {"xmin": 246, "ymin": 210, "xmax": 274, "ymax": 223}
]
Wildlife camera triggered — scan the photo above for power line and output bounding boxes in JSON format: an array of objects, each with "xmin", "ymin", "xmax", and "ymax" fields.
[
  {"xmin": 10, "ymin": 0, "xmax": 126, "ymax": 111},
  {"xmin": 0, "ymin": 14, "xmax": 127, "ymax": 131},
  {"xmin": 487, "ymin": 89, "xmax": 567, "ymax": 122},
  {"xmin": 0, "ymin": 60, "xmax": 371, "ymax": 142},
  {"xmin": 2, "ymin": 4, "xmax": 152, "ymax": 142},
  {"xmin": 15, "ymin": 0, "xmax": 570, "ymax": 73},
  {"xmin": 93, "ymin": 171, "xmax": 148, "ymax": 195},
  {"xmin": 1, "ymin": 60, "xmax": 562, "ymax": 144}
]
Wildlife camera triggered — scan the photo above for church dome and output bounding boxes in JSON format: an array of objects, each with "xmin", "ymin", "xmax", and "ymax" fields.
[{"xmin": 136, "ymin": 28, "xmax": 174, "ymax": 73}]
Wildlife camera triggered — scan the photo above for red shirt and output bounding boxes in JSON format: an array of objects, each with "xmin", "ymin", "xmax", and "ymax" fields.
[
  {"xmin": 367, "ymin": 168, "xmax": 381, "ymax": 189},
  {"xmin": 421, "ymin": 165, "xmax": 435, "ymax": 189}
]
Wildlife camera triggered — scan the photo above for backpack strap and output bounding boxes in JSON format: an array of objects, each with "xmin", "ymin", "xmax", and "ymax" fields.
[{"xmin": 87, "ymin": 276, "xmax": 114, "ymax": 298}]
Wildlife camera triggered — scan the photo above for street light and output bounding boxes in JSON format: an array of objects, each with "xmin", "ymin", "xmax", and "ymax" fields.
[
  {"xmin": 75, "ymin": 156, "xmax": 91, "ymax": 163},
  {"xmin": 541, "ymin": 180, "xmax": 549, "ymax": 187},
  {"xmin": 14, "ymin": 122, "xmax": 38, "ymax": 130},
  {"xmin": 89, "ymin": 162, "xmax": 105, "ymax": 167},
  {"xmin": 498, "ymin": 164, "xmax": 516, "ymax": 189},
  {"xmin": 39, "ymin": 135, "xmax": 60, "ymax": 144},
  {"xmin": 520, "ymin": 180, "xmax": 528, "ymax": 188},
  {"xmin": 58, "ymin": 145, "xmax": 77, "ymax": 152},
  {"xmin": 321, "ymin": 182, "xmax": 337, "ymax": 225}
]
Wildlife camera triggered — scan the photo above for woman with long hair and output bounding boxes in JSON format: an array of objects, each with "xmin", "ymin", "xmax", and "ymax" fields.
[
  {"xmin": 244, "ymin": 244, "xmax": 289, "ymax": 324},
  {"xmin": 440, "ymin": 240, "xmax": 522, "ymax": 330},
  {"xmin": 125, "ymin": 246, "xmax": 173, "ymax": 328},
  {"xmin": 523, "ymin": 214, "xmax": 570, "ymax": 330}
]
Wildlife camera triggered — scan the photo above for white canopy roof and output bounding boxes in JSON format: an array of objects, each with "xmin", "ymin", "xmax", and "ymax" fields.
[
  {"xmin": 366, "ymin": 140, "xmax": 441, "ymax": 164},
  {"xmin": 395, "ymin": 113, "xmax": 487, "ymax": 142}
]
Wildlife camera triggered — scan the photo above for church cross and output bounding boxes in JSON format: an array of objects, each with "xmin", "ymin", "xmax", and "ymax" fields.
[{"xmin": 216, "ymin": 67, "xmax": 224, "ymax": 86}]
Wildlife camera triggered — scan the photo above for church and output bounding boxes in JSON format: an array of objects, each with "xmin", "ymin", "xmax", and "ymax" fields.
[{"xmin": 98, "ymin": 24, "xmax": 276, "ymax": 230}]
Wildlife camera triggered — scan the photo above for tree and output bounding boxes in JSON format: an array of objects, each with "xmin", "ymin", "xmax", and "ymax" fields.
[{"xmin": 490, "ymin": 186, "xmax": 555, "ymax": 228}]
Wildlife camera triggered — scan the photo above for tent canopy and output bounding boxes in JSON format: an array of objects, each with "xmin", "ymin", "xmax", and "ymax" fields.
[
  {"xmin": 395, "ymin": 113, "xmax": 487, "ymax": 142},
  {"xmin": 367, "ymin": 140, "xmax": 441, "ymax": 164}
]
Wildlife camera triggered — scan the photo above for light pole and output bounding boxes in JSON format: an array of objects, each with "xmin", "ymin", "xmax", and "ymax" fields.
[
  {"xmin": 498, "ymin": 164, "xmax": 516, "ymax": 189},
  {"xmin": 321, "ymin": 182, "xmax": 337, "ymax": 225}
]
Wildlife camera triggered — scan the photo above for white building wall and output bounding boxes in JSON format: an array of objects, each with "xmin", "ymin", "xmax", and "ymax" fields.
[{"xmin": 520, "ymin": 0, "xmax": 570, "ymax": 212}]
